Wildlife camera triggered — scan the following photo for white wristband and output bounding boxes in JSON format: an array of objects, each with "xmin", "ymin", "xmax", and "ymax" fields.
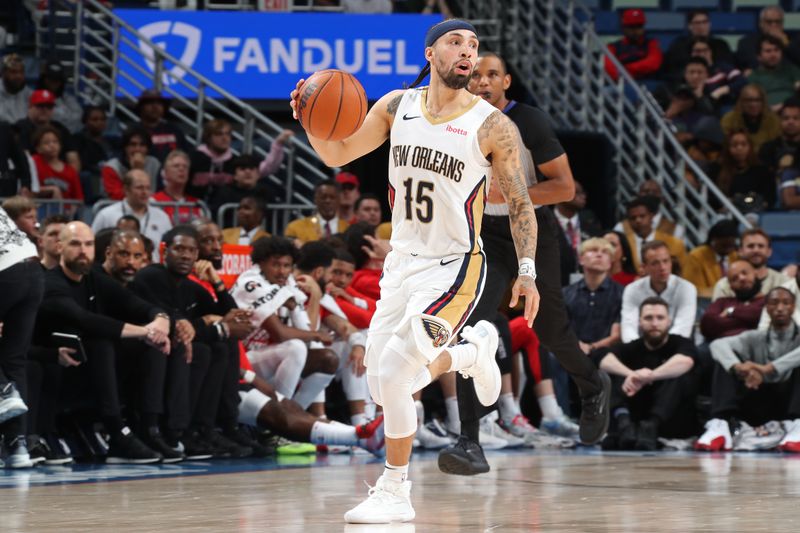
[
  {"xmin": 518, "ymin": 257, "xmax": 536, "ymax": 280},
  {"xmin": 243, "ymin": 370, "xmax": 256, "ymax": 384},
  {"xmin": 348, "ymin": 331, "xmax": 367, "ymax": 348}
]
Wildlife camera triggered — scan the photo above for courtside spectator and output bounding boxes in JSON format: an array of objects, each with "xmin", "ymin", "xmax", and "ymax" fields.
[
  {"xmin": 36, "ymin": 63, "xmax": 82, "ymax": 133},
  {"xmin": 711, "ymin": 130, "xmax": 775, "ymax": 210},
  {"xmin": 600, "ymin": 297, "xmax": 696, "ymax": 451},
  {"xmin": 736, "ymin": 6, "xmax": 800, "ymax": 71},
  {"xmin": 92, "ymin": 169, "xmax": 173, "ymax": 257},
  {"xmin": 336, "ymin": 171, "xmax": 361, "ymax": 225},
  {"xmin": 2, "ymin": 195, "xmax": 38, "ymax": 243},
  {"xmin": 221, "ymin": 196, "xmax": 269, "ymax": 245},
  {"xmin": 603, "ymin": 230, "xmax": 638, "ymax": 287},
  {"xmin": 562, "ymin": 238, "xmax": 623, "ymax": 358},
  {"xmin": 71, "ymin": 106, "xmax": 114, "ymax": 202},
  {"xmin": 285, "ymin": 180, "xmax": 349, "ymax": 244},
  {"xmin": 700, "ymin": 260, "xmax": 765, "ymax": 342},
  {"xmin": 102, "ymin": 230, "xmax": 146, "ymax": 286},
  {"xmin": 151, "ymin": 150, "xmax": 203, "ymax": 224},
  {"xmin": 747, "ymin": 36, "xmax": 800, "ymax": 108},
  {"xmin": 134, "ymin": 89, "xmax": 189, "ymax": 163},
  {"xmin": 683, "ymin": 220, "xmax": 739, "ymax": 299},
  {"xmin": 662, "ymin": 10, "xmax": 734, "ymax": 82},
  {"xmin": 605, "ymin": 9, "xmax": 662, "ymax": 82},
  {"xmin": 713, "ymin": 228, "xmax": 790, "ymax": 300},
  {"xmin": 101, "ymin": 126, "xmax": 160, "ymax": 201},
  {"xmin": 621, "ymin": 241, "xmax": 697, "ymax": 343},
  {"xmin": 721, "ymin": 84, "xmax": 781, "ymax": 154},
  {"xmin": 622, "ymin": 197, "xmax": 687, "ymax": 273},
  {"xmin": 698, "ymin": 287, "xmax": 800, "ymax": 452},
  {"xmin": 31, "ymin": 125, "xmax": 83, "ymax": 202},
  {"xmin": 38, "ymin": 213, "xmax": 69, "ymax": 270},
  {"xmin": 0, "ymin": 53, "xmax": 32, "ymax": 123}
]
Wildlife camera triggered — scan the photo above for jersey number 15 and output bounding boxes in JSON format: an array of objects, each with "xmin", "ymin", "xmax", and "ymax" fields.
[{"xmin": 403, "ymin": 178, "xmax": 434, "ymax": 223}]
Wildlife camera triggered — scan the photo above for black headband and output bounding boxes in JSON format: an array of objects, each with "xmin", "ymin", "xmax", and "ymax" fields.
[{"xmin": 425, "ymin": 19, "xmax": 478, "ymax": 48}]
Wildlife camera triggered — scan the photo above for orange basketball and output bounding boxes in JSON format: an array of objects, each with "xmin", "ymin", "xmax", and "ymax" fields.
[{"xmin": 296, "ymin": 69, "xmax": 368, "ymax": 141}]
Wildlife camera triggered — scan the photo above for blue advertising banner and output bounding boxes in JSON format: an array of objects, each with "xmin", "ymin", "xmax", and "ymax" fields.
[{"xmin": 113, "ymin": 10, "xmax": 442, "ymax": 100}]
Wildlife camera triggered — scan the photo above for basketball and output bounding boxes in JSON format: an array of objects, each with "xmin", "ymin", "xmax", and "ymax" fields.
[{"xmin": 295, "ymin": 69, "xmax": 368, "ymax": 141}]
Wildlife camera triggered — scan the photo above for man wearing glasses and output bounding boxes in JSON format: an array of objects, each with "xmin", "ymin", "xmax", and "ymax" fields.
[
  {"xmin": 662, "ymin": 10, "xmax": 734, "ymax": 81},
  {"xmin": 736, "ymin": 5, "xmax": 800, "ymax": 71}
]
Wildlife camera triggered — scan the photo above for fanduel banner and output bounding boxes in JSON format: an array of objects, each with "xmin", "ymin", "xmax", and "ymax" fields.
[{"xmin": 114, "ymin": 10, "xmax": 442, "ymax": 99}]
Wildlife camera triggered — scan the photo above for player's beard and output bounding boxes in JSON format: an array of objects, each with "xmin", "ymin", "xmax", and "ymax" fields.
[{"xmin": 436, "ymin": 62, "xmax": 471, "ymax": 90}]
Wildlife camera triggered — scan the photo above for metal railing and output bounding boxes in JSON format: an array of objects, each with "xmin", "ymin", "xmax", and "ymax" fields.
[
  {"xmin": 216, "ymin": 202, "xmax": 315, "ymax": 234},
  {"xmin": 37, "ymin": 0, "xmax": 326, "ymax": 212},
  {"xmin": 456, "ymin": 0, "xmax": 751, "ymax": 247}
]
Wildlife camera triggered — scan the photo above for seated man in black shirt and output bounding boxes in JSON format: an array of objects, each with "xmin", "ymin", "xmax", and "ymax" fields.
[
  {"xmin": 37, "ymin": 221, "xmax": 170, "ymax": 464},
  {"xmin": 599, "ymin": 296, "xmax": 697, "ymax": 451}
]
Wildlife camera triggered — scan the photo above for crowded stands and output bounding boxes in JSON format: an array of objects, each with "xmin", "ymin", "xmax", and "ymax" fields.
[{"xmin": 3, "ymin": 0, "xmax": 800, "ymax": 469}]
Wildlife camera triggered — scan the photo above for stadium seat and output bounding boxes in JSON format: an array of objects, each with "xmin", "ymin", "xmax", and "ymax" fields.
[
  {"xmin": 785, "ymin": 13, "xmax": 800, "ymax": 32},
  {"xmin": 670, "ymin": 0, "xmax": 718, "ymax": 11},
  {"xmin": 730, "ymin": 0, "xmax": 776, "ymax": 12},
  {"xmin": 758, "ymin": 212, "xmax": 800, "ymax": 269},
  {"xmin": 646, "ymin": 12, "xmax": 685, "ymax": 32},
  {"xmin": 610, "ymin": 0, "xmax": 660, "ymax": 11}
]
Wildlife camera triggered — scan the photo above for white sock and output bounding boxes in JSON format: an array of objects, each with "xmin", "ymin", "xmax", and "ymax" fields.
[
  {"xmin": 498, "ymin": 392, "xmax": 520, "ymax": 422},
  {"xmin": 415, "ymin": 400, "xmax": 424, "ymax": 427},
  {"xmin": 383, "ymin": 461, "xmax": 408, "ymax": 484},
  {"xmin": 293, "ymin": 373, "xmax": 335, "ymax": 410},
  {"xmin": 447, "ymin": 343, "xmax": 477, "ymax": 373},
  {"xmin": 351, "ymin": 413, "xmax": 368, "ymax": 427},
  {"xmin": 309, "ymin": 420, "xmax": 358, "ymax": 446},
  {"xmin": 410, "ymin": 367, "xmax": 432, "ymax": 394},
  {"xmin": 445, "ymin": 396, "xmax": 460, "ymax": 433},
  {"xmin": 538, "ymin": 394, "xmax": 562, "ymax": 420},
  {"xmin": 365, "ymin": 400, "xmax": 377, "ymax": 420}
]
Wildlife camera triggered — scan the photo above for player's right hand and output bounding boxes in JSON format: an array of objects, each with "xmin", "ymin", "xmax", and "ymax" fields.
[{"xmin": 289, "ymin": 78, "xmax": 306, "ymax": 120}]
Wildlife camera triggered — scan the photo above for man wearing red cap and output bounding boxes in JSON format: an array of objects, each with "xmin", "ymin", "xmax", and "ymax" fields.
[
  {"xmin": 14, "ymin": 90, "xmax": 78, "ymax": 168},
  {"xmin": 605, "ymin": 9, "xmax": 663, "ymax": 81},
  {"xmin": 336, "ymin": 171, "xmax": 361, "ymax": 225}
]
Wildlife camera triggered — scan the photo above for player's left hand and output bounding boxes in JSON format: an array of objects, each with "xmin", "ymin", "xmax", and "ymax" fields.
[{"xmin": 509, "ymin": 276, "xmax": 540, "ymax": 328}]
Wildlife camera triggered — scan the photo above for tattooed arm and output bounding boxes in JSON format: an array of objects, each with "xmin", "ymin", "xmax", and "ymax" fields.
[
  {"xmin": 479, "ymin": 110, "xmax": 541, "ymax": 326},
  {"xmin": 289, "ymin": 85, "xmax": 404, "ymax": 167}
]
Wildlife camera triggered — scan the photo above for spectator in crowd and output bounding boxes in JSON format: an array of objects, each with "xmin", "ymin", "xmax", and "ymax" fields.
[
  {"xmin": 0, "ymin": 120, "xmax": 31, "ymax": 197},
  {"xmin": 258, "ymin": 129, "xmax": 294, "ymax": 181},
  {"xmin": 101, "ymin": 229, "xmax": 146, "ymax": 286},
  {"xmin": 0, "ymin": 204, "xmax": 43, "ymax": 468},
  {"xmin": 92, "ymin": 169, "xmax": 173, "ymax": 256},
  {"xmin": 354, "ymin": 192, "xmax": 383, "ymax": 227},
  {"xmin": 604, "ymin": 230, "xmax": 638, "ymax": 287},
  {"xmin": 690, "ymin": 37, "xmax": 744, "ymax": 108},
  {"xmin": 134, "ymin": 89, "xmax": 189, "ymax": 163},
  {"xmin": 2, "ymin": 195, "xmax": 38, "ymax": 243},
  {"xmin": 188, "ymin": 119, "xmax": 236, "ymax": 200},
  {"xmin": 700, "ymin": 260, "xmax": 765, "ymax": 343},
  {"xmin": 336, "ymin": 171, "xmax": 361, "ymax": 225},
  {"xmin": 759, "ymin": 99, "xmax": 800, "ymax": 182},
  {"xmin": 209, "ymin": 154, "xmax": 279, "ymax": 222},
  {"xmin": 605, "ymin": 9, "xmax": 662, "ymax": 82},
  {"xmin": 0, "ymin": 53, "xmax": 32, "ymax": 124},
  {"xmin": 614, "ymin": 180, "xmax": 686, "ymax": 240},
  {"xmin": 342, "ymin": 0, "xmax": 392, "ymax": 12},
  {"xmin": 36, "ymin": 62, "xmax": 82, "ymax": 133},
  {"xmin": 71, "ymin": 106, "xmax": 114, "ymax": 202},
  {"xmin": 285, "ymin": 180, "xmax": 350, "ymax": 244},
  {"xmin": 683, "ymin": 219, "xmax": 740, "ymax": 299},
  {"xmin": 116, "ymin": 214, "xmax": 141, "ymax": 234},
  {"xmin": 554, "ymin": 180, "xmax": 603, "ymax": 286},
  {"xmin": 657, "ymin": 58, "xmax": 720, "ymax": 132},
  {"xmin": 101, "ymin": 126, "xmax": 161, "ymax": 201},
  {"xmin": 621, "ymin": 241, "xmax": 697, "ymax": 343},
  {"xmin": 721, "ymin": 84, "xmax": 781, "ymax": 154},
  {"xmin": 713, "ymin": 228, "xmax": 790, "ymax": 300},
  {"xmin": 562, "ymin": 238, "xmax": 623, "ymax": 359},
  {"xmin": 14, "ymin": 90, "xmax": 78, "ymax": 168},
  {"xmin": 38, "ymin": 213, "xmax": 69, "ymax": 270},
  {"xmin": 698, "ymin": 287, "xmax": 800, "ymax": 452},
  {"xmin": 780, "ymin": 164, "xmax": 800, "ymax": 209},
  {"xmin": 622, "ymin": 197, "xmax": 687, "ymax": 273},
  {"xmin": 36, "ymin": 221, "xmax": 170, "ymax": 463},
  {"xmin": 711, "ymin": 130, "xmax": 775, "ymax": 210},
  {"xmin": 151, "ymin": 150, "xmax": 202, "ymax": 224},
  {"xmin": 600, "ymin": 297, "xmax": 696, "ymax": 451},
  {"xmin": 736, "ymin": 5, "xmax": 800, "ymax": 71},
  {"xmin": 747, "ymin": 36, "xmax": 800, "ymax": 108},
  {"xmin": 31, "ymin": 125, "xmax": 83, "ymax": 203},
  {"xmin": 221, "ymin": 196, "xmax": 270, "ymax": 246},
  {"xmin": 662, "ymin": 10, "xmax": 734, "ymax": 82}
]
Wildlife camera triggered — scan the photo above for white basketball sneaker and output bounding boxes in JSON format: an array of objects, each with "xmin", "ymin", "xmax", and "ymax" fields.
[
  {"xmin": 344, "ymin": 475, "xmax": 415, "ymax": 523},
  {"xmin": 459, "ymin": 321, "xmax": 501, "ymax": 407},
  {"xmin": 694, "ymin": 418, "xmax": 732, "ymax": 451}
]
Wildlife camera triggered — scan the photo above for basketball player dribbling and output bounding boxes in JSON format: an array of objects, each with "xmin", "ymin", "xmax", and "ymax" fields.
[{"xmin": 290, "ymin": 19, "xmax": 540, "ymax": 524}]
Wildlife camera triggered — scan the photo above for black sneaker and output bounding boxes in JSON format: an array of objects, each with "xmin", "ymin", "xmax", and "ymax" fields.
[
  {"xmin": 618, "ymin": 418, "xmax": 638, "ymax": 450},
  {"xmin": 437, "ymin": 436, "xmax": 490, "ymax": 476},
  {"xmin": 580, "ymin": 370, "xmax": 611, "ymax": 445},
  {"xmin": 635, "ymin": 420, "xmax": 659, "ymax": 451},
  {"xmin": 142, "ymin": 429, "xmax": 185, "ymax": 463},
  {"xmin": 200, "ymin": 426, "xmax": 252, "ymax": 458},
  {"xmin": 28, "ymin": 435, "xmax": 73, "ymax": 466},
  {"xmin": 223, "ymin": 425, "xmax": 272, "ymax": 457},
  {"xmin": 106, "ymin": 427, "xmax": 162, "ymax": 464},
  {"xmin": 178, "ymin": 430, "xmax": 214, "ymax": 461}
]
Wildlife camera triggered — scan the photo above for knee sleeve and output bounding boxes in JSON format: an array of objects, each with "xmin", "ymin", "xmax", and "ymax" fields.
[
  {"xmin": 238, "ymin": 388, "xmax": 270, "ymax": 427},
  {"xmin": 378, "ymin": 339, "xmax": 426, "ymax": 439},
  {"xmin": 367, "ymin": 374, "xmax": 382, "ymax": 407}
]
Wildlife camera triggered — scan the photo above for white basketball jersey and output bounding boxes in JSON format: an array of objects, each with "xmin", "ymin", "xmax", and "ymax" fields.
[{"xmin": 388, "ymin": 87, "xmax": 495, "ymax": 257}]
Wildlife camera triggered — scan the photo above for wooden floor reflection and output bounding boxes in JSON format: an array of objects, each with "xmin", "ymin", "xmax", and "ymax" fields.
[{"xmin": 4, "ymin": 450, "xmax": 800, "ymax": 532}]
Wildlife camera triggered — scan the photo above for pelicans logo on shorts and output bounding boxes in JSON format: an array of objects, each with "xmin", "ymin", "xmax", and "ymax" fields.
[{"xmin": 422, "ymin": 318, "xmax": 451, "ymax": 348}]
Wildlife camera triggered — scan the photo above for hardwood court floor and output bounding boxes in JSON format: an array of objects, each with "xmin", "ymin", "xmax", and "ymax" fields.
[{"xmin": 3, "ymin": 450, "xmax": 800, "ymax": 532}]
